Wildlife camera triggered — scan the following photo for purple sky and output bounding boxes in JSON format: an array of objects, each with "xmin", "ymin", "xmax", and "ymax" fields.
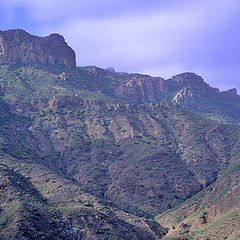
[{"xmin": 0, "ymin": 0, "xmax": 240, "ymax": 91}]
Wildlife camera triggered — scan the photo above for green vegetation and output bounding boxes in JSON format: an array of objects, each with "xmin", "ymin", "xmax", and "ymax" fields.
[
  {"xmin": 193, "ymin": 208, "xmax": 239, "ymax": 238},
  {"xmin": 0, "ymin": 62, "xmax": 239, "ymax": 239}
]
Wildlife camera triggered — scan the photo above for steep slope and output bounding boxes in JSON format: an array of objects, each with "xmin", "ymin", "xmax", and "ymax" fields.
[
  {"xmin": 1, "ymin": 91, "xmax": 239, "ymax": 218},
  {"xmin": 156, "ymin": 159, "xmax": 240, "ymax": 240},
  {"xmin": 28, "ymin": 99, "xmax": 240, "ymax": 217},
  {"xmin": 0, "ymin": 99, "xmax": 168, "ymax": 240},
  {"xmin": 0, "ymin": 163, "xmax": 67, "ymax": 240},
  {"xmin": 0, "ymin": 152, "xmax": 167, "ymax": 240},
  {"xmin": 0, "ymin": 29, "xmax": 239, "ymax": 239}
]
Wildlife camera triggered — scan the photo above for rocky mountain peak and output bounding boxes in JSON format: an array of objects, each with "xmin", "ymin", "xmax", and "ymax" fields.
[
  {"xmin": 222, "ymin": 88, "xmax": 238, "ymax": 96},
  {"xmin": 171, "ymin": 72, "xmax": 205, "ymax": 85},
  {"xmin": 221, "ymin": 88, "xmax": 239, "ymax": 101},
  {"xmin": 0, "ymin": 29, "xmax": 76, "ymax": 68}
]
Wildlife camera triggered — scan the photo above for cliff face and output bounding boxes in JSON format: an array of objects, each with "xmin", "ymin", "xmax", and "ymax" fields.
[
  {"xmin": 0, "ymin": 29, "xmax": 76, "ymax": 68},
  {"xmin": 115, "ymin": 72, "xmax": 240, "ymax": 122},
  {"xmin": 116, "ymin": 76, "xmax": 166, "ymax": 103},
  {"xmin": 116, "ymin": 72, "xmax": 216, "ymax": 105}
]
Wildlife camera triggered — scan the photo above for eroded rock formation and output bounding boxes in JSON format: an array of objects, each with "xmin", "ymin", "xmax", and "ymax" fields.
[{"xmin": 0, "ymin": 29, "xmax": 76, "ymax": 68}]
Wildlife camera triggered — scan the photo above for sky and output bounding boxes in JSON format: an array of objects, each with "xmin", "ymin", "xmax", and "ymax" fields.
[{"xmin": 0, "ymin": 0, "xmax": 240, "ymax": 91}]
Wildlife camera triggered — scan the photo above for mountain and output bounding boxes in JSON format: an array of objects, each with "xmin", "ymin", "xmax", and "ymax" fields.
[
  {"xmin": 0, "ymin": 29, "xmax": 76, "ymax": 68},
  {"xmin": 0, "ymin": 29, "xmax": 239, "ymax": 123},
  {"xmin": 156, "ymin": 165, "xmax": 240, "ymax": 240},
  {"xmin": 0, "ymin": 29, "xmax": 239, "ymax": 240},
  {"xmin": 0, "ymin": 100, "xmax": 167, "ymax": 239}
]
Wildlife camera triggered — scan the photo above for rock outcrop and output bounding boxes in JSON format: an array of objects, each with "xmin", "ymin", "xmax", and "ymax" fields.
[
  {"xmin": 114, "ymin": 71, "xmax": 240, "ymax": 122},
  {"xmin": 0, "ymin": 29, "xmax": 76, "ymax": 68},
  {"xmin": 116, "ymin": 76, "xmax": 166, "ymax": 103},
  {"xmin": 116, "ymin": 73, "xmax": 217, "ymax": 105}
]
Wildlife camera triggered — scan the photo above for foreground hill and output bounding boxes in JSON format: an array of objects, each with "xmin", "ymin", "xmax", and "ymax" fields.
[
  {"xmin": 156, "ymin": 162, "xmax": 240, "ymax": 239},
  {"xmin": 0, "ymin": 153, "xmax": 166, "ymax": 240},
  {"xmin": 0, "ymin": 29, "xmax": 239, "ymax": 239}
]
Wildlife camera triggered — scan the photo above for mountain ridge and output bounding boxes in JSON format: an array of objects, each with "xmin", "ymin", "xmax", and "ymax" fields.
[{"xmin": 0, "ymin": 29, "xmax": 239, "ymax": 240}]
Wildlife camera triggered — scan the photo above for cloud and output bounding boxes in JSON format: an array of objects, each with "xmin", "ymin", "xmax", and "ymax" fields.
[{"xmin": 1, "ymin": 0, "xmax": 190, "ymax": 21}]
